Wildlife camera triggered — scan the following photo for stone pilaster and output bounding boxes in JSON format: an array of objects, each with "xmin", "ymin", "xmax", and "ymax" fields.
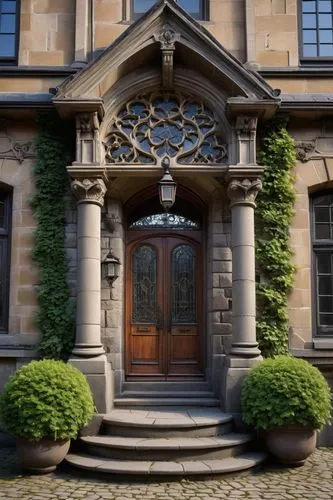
[{"xmin": 69, "ymin": 177, "xmax": 113, "ymax": 413}]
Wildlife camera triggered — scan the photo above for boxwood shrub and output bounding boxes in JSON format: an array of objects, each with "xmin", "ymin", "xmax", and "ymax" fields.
[
  {"xmin": 0, "ymin": 360, "xmax": 94, "ymax": 441},
  {"xmin": 241, "ymin": 355, "xmax": 332, "ymax": 430}
]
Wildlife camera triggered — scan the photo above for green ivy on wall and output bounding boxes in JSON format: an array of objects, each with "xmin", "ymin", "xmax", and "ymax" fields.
[
  {"xmin": 30, "ymin": 112, "xmax": 75, "ymax": 360},
  {"xmin": 256, "ymin": 119, "xmax": 297, "ymax": 358}
]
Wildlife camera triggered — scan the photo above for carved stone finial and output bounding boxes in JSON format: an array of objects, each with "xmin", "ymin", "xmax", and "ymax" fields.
[
  {"xmin": 227, "ymin": 178, "xmax": 262, "ymax": 206},
  {"xmin": 154, "ymin": 24, "xmax": 180, "ymax": 89},
  {"xmin": 71, "ymin": 178, "xmax": 107, "ymax": 207}
]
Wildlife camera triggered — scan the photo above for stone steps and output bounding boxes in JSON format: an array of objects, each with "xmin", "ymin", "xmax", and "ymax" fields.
[
  {"xmin": 81, "ymin": 433, "xmax": 252, "ymax": 461},
  {"xmin": 66, "ymin": 451, "xmax": 266, "ymax": 476},
  {"xmin": 114, "ymin": 397, "xmax": 220, "ymax": 408},
  {"xmin": 66, "ymin": 407, "xmax": 266, "ymax": 477},
  {"xmin": 121, "ymin": 381, "xmax": 210, "ymax": 392}
]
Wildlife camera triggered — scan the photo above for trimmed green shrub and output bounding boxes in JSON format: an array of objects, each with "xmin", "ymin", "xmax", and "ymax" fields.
[
  {"xmin": 241, "ymin": 355, "xmax": 332, "ymax": 431},
  {"xmin": 0, "ymin": 360, "xmax": 94, "ymax": 441}
]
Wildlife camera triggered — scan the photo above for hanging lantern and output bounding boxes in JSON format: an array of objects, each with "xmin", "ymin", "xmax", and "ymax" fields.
[{"xmin": 158, "ymin": 156, "xmax": 177, "ymax": 211}]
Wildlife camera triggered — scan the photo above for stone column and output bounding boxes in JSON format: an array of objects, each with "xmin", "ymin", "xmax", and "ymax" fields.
[
  {"xmin": 221, "ymin": 175, "xmax": 263, "ymax": 423},
  {"xmin": 71, "ymin": 178, "xmax": 106, "ymax": 357},
  {"xmin": 69, "ymin": 177, "xmax": 113, "ymax": 413},
  {"xmin": 227, "ymin": 177, "xmax": 262, "ymax": 358}
]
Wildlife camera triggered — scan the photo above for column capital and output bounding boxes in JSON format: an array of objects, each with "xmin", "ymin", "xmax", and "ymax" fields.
[
  {"xmin": 227, "ymin": 177, "xmax": 262, "ymax": 207},
  {"xmin": 71, "ymin": 178, "xmax": 107, "ymax": 207}
]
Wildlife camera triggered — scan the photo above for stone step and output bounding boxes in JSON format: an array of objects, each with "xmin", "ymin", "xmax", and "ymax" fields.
[
  {"xmin": 66, "ymin": 451, "xmax": 266, "ymax": 476},
  {"xmin": 121, "ymin": 381, "xmax": 211, "ymax": 393},
  {"xmin": 114, "ymin": 397, "xmax": 220, "ymax": 408},
  {"xmin": 118, "ymin": 391, "xmax": 216, "ymax": 399},
  {"xmin": 81, "ymin": 433, "xmax": 252, "ymax": 461},
  {"xmin": 102, "ymin": 408, "xmax": 233, "ymax": 438}
]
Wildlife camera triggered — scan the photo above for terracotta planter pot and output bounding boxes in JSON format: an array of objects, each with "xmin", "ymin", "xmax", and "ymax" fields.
[
  {"xmin": 16, "ymin": 437, "xmax": 70, "ymax": 473},
  {"xmin": 265, "ymin": 425, "xmax": 317, "ymax": 466}
]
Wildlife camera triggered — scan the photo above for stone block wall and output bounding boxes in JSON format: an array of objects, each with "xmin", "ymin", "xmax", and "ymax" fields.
[
  {"xmin": 207, "ymin": 190, "xmax": 232, "ymax": 395},
  {"xmin": 100, "ymin": 199, "xmax": 125, "ymax": 395},
  {"xmin": 19, "ymin": 0, "xmax": 75, "ymax": 66},
  {"xmin": 254, "ymin": 0, "xmax": 298, "ymax": 66}
]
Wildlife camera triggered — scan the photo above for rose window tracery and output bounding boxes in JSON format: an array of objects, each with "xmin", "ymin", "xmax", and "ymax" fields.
[{"xmin": 104, "ymin": 92, "xmax": 227, "ymax": 165}]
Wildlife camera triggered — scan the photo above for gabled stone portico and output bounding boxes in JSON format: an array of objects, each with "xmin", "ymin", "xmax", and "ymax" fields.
[{"xmin": 54, "ymin": 0, "xmax": 279, "ymax": 420}]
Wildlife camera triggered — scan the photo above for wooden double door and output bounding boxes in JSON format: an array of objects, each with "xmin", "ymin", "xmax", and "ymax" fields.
[{"xmin": 126, "ymin": 234, "xmax": 203, "ymax": 379}]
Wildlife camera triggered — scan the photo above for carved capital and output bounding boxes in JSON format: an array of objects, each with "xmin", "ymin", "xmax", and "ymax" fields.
[
  {"xmin": 71, "ymin": 178, "xmax": 107, "ymax": 207},
  {"xmin": 227, "ymin": 178, "xmax": 262, "ymax": 206}
]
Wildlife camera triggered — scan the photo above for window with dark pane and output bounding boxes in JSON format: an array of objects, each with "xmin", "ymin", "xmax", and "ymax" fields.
[
  {"xmin": 312, "ymin": 192, "xmax": 333, "ymax": 335},
  {"xmin": 0, "ymin": 0, "xmax": 17, "ymax": 60},
  {"xmin": 131, "ymin": 0, "xmax": 207, "ymax": 20},
  {"xmin": 171, "ymin": 245, "xmax": 196, "ymax": 323},
  {"xmin": 301, "ymin": 1, "xmax": 333, "ymax": 58},
  {"xmin": 0, "ymin": 189, "xmax": 11, "ymax": 332},
  {"xmin": 132, "ymin": 245, "xmax": 157, "ymax": 323}
]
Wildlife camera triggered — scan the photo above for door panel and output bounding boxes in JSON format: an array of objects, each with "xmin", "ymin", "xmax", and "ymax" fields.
[{"xmin": 126, "ymin": 235, "xmax": 202, "ymax": 379}]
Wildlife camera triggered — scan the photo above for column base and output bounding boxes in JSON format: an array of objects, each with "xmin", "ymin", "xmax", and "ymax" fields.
[
  {"xmin": 72, "ymin": 344, "xmax": 106, "ymax": 358},
  {"xmin": 221, "ymin": 355, "xmax": 262, "ymax": 429},
  {"xmin": 69, "ymin": 354, "xmax": 114, "ymax": 414},
  {"xmin": 229, "ymin": 342, "xmax": 261, "ymax": 358}
]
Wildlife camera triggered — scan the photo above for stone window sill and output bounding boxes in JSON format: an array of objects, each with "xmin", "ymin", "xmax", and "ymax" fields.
[{"xmin": 313, "ymin": 338, "xmax": 333, "ymax": 350}]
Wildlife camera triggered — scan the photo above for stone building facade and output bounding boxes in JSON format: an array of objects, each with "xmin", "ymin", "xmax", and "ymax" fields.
[{"xmin": 1, "ymin": 0, "xmax": 333, "ymax": 443}]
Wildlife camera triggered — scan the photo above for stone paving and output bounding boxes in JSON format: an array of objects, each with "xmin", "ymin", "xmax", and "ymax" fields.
[{"xmin": 0, "ymin": 446, "xmax": 333, "ymax": 499}]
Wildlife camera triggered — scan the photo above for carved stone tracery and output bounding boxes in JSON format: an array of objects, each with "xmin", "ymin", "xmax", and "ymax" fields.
[
  {"xmin": 227, "ymin": 178, "xmax": 262, "ymax": 206},
  {"xmin": 104, "ymin": 91, "xmax": 227, "ymax": 165},
  {"xmin": 71, "ymin": 178, "xmax": 107, "ymax": 207},
  {"xmin": 0, "ymin": 129, "xmax": 34, "ymax": 164}
]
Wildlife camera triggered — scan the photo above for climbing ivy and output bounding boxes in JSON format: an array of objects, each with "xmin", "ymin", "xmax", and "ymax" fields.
[
  {"xmin": 256, "ymin": 119, "xmax": 297, "ymax": 357},
  {"xmin": 30, "ymin": 112, "xmax": 75, "ymax": 360}
]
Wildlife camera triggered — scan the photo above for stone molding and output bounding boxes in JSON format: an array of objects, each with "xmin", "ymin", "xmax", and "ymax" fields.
[
  {"xmin": 227, "ymin": 178, "xmax": 262, "ymax": 207},
  {"xmin": 234, "ymin": 116, "xmax": 258, "ymax": 165},
  {"xmin": 71, "ymin": 178, "xmax": 107, "ymax": 207}
]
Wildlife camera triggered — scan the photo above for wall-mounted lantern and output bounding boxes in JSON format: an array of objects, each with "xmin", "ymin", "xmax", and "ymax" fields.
[
  {"xmin": 102, "ymin": 250, "xmax": 120, "ymax": 286},
  {"xmin": 158, "ymin": 156, "xmax": 177, "ymax": 211}
]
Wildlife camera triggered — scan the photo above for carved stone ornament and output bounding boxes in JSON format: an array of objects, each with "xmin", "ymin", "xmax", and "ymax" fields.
[
  {"xmin": 154, "ymin": 24, "xmax": 180, "ymax": 50},
  {"xmin": 154, "ymin": 25, "xmax": 181, "ymax": 89},
  {"xmin": 76, "ymin": 112, "xmax": 99, "ymax": 133},
  {"xmin": 71, "ymin": 178, "xmax": 107, "ymax": 207},
  {"xmin": 227, "ymin": 178, "xmax": 262, "ymax": 206},
  {"xmin": 235, "ymin": 116, "xmax": 258, "ymax": 133},
  {"xmin": 0, "ymin": 130, "xmax": 34, "ymax": 164},
  {"xmin": 295, "ymin": 141, "xmax": 316, "ymax": 163},
  {"xmin": 104, "ymin": 91, "xmax": 227, "ymax": 165}
]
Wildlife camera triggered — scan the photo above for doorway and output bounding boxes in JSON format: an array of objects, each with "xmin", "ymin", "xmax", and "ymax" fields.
[{"xmin": 126, "ymin": 233, "xmax": 203, "ymax": 379}]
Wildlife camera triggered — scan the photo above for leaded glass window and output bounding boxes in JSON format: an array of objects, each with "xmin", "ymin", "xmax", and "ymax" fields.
[
  {"xmin": 131, "ymin": 0, "xmax": 207, "ymax": 20},
  {"xmin": 129, "ymin": 212, "xmax": 200, "ymax": 230},
  {"xmin": 171, "ymin": 245, "xmax": 196, "ymax": 323},
  {"xmin": 104, "ymin": 92, "xmax": 227, "ymax": 165},
  {"xmin": 312, "ymin": 193, "xmax": 333, "ymax": 334},
  {"xmin": 0, "ymin": 1, "xmax": 17, "ymax": 60},
  {"xmin": 301, "ymin": 1, "xmax": 333, "ymax": 58},
  {"xmin": 132, "ymin": 245, "xmax": 157, "ymax": 323}
]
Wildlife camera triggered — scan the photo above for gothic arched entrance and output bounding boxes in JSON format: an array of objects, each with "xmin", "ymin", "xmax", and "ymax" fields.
[{"xmin": 125, "ymin": 188, "xmax": 205, "ymax": 380}]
